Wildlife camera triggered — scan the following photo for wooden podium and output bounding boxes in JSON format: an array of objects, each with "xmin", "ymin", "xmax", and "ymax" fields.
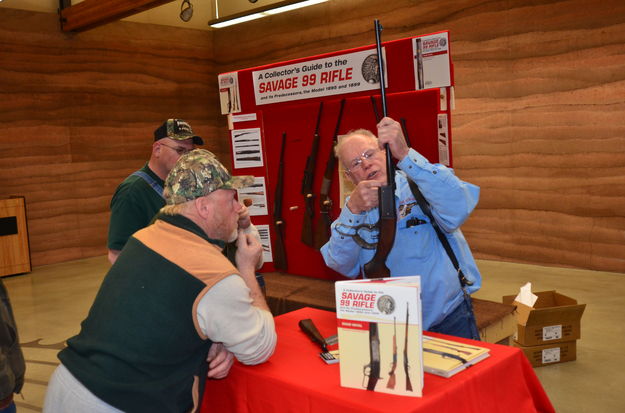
[{"xmin": 0, "ymin": 197, "xmax": 31, "ymax": 277}]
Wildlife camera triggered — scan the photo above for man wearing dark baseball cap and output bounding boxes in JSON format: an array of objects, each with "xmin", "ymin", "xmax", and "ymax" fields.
[
  {"xmin": 45, "ymin": 149, "xmax": 276, "ymax": 412},
  {"xmin": 107, "ymin": 118, "xmax": 204, "ymax": 264},
  {"xmin": 153, "ymin": 118, "xmax": 204, "ymax": 145}
]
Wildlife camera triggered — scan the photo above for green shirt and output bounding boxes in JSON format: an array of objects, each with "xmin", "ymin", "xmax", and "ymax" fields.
[{"xmin": 107, "ymin": 163, "xmax": 164, "ymax": 251}]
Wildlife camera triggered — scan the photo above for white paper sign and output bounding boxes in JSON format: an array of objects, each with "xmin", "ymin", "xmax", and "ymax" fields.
[
  {"xmin": 542, "ymin": 347, "xmax": 561, "ymax": 364},
  {"xmin": 437, "ymin": 114, "xmax": 450, "ymax": 166},
  {"xmin": 237, "ymin": 176, "xmax": 268, "ymax": 216},
  {"xmin": 256, "ymin": 224, "xmax": 273, "ymax": 263},
  {"xmin": 252, "ymin": 48, "xmax": 386, "ymax": 105},
  {"xmin": 218, "ymin": 72, "xmax": 241, "ymax": 115},
  {"xmin": 413, "ymin": 33, "xmax": 451, "ymax": 90},
  {"xmin": 232, "ymin": 128, "xmax": 263, "ymax": 169},
  {"xmin": 542, "ymin": 325, "xmax": 562, "ymax": 341}
]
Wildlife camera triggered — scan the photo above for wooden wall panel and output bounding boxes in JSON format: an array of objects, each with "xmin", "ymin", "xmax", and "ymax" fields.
[
  {"xmin": 0, "ymin": 8, "xmax": 226, "ymax": 266},
  {"xmin": 1, "ymin": 1, "xmax": 624, "ymax": 274},
  {"xmin": 213, "ymin": 0, "xmax": 625, "ymax": 273}
]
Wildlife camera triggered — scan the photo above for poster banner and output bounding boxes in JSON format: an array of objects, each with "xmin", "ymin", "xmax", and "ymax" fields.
[
  {"xmin": 252, "ymin": 48, "xmax": 386, "ymax": 105},
  {"xmin": 413, "ymin": 32, "xmax": 451, "ymax": 90},
  {"xmin": 219, "ymin": 72, "xmax": 241, "ymax": 115}
]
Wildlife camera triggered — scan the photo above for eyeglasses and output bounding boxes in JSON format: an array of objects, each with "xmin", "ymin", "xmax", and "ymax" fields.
[
  {"xmin": 160, "ymin": 142, "xmax": 192, "ymax": 156},
  {"xmin": 345, "ymin": 149, "xmax": 377, "ymax": 173}
]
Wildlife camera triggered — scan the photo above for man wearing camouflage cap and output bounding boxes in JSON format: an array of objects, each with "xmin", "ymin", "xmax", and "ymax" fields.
[
  {"xmin": 107, "ymin": 118, "xmax": 204, "ymax": 264},
  {"xmin": 44, "ymin": 149, "xmax": 276, "ymax": 413}
]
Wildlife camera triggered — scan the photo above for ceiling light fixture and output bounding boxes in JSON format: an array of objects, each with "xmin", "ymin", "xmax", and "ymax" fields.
[
  {"xmin": 180, "ymin": 0, "xmax": 194, "ymax": 22},
  {"xmin": 208, "ymin": 0, "xmax": 327, "ymax": 29}
]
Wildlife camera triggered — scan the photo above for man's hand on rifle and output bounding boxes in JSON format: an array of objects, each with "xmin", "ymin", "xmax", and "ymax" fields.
[
  {"xmin": 347, "ymin": 180, "xmax": 383, "ymax": 214},
  {"xmin": 377, "ymin": 117, "xmax": 409, "ymax": 162}
]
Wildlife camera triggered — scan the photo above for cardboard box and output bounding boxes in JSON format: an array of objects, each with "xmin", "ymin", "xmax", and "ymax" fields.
[
  {"xmin": 503, "ymin": 290, "xmax": 585, "ymax": 346},
  {"xmin": 514, "ymin": 340, "xmax": 577, "ymax": 367},
  {"xmin": 335, "ymin": 276, "xmax": 423, "ymax": 397}
]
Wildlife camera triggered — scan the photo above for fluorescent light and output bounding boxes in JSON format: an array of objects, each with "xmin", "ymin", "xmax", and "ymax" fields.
[
  {"xmin": 209, "ymin": 0, "xmax": 328, "ymax": 29},
  {"xmin": 264, "ymin": 0, "xmax": 327, "ymax": 15},
  {"xmin": 210, "ymin": 13, "xmax": 266, "ymax": 28}
]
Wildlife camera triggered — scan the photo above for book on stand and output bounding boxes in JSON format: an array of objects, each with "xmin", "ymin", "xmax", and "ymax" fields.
[{"xmin": 335, "ymin": 276, "xmax": 423, "ymax": 397}]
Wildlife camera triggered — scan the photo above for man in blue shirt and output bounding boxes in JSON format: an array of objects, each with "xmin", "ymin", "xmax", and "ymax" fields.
[{"xmin": 321, "ymin": 117, "xmax": 481, "ymax": 339}]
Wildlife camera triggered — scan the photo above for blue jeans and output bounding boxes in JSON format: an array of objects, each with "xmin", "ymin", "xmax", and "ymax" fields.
[
  {"xmin": 428, "ymin": 292, "xmax": 480, "ymax": 340},
  {"xmin": 0, "ymin": 401, "xmax": 16, "ymax": 413}
]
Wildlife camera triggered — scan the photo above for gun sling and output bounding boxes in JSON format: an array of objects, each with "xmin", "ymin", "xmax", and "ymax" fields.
[{"xmin": 406, "ymin": 179, "xmax": 473, "ymax": 289}]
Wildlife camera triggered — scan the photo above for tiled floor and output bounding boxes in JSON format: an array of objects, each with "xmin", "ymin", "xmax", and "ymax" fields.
[{"xmin": 4, "ymin": 256, "xmax": 625, "ymax": 412}]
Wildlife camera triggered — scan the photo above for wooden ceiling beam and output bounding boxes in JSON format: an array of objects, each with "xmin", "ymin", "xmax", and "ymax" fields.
[{"xmin": 59, "ymin": 0, "xmax": 176, "ymax": 32}]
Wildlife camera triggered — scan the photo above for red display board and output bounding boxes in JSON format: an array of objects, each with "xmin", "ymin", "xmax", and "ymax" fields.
[{"xmin": 219, "ymin": 31, "xmax": 455, "ymax": 279}]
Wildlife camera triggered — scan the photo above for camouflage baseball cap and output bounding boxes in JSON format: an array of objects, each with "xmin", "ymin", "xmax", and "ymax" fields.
[
  {"xmin": 164, "ymin": 149, "xmax": 253, "ymax": 205},
  {"xmin": 154, "ymin": 119, "xmax": 204, "ymax": 145}
]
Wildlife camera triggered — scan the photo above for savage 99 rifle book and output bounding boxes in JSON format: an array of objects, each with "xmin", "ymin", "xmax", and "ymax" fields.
[{"xmin": 335, "ymin": 276, "xmax": 423, "ymax": 397}]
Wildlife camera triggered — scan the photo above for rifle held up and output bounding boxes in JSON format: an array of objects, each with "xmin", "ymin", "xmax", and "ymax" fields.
[{"xmin": 363, "ymin": 19, "xmax": 398, "ymax": 278}]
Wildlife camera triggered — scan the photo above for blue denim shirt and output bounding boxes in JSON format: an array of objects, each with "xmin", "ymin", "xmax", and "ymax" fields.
[{"xmin": 321, "ymin": 148, "xmax": 482, "ymax": 329}]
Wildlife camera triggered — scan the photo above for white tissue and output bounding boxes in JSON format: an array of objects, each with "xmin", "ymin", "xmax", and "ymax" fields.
[{"xmin": 514, "ymin": 282, "xmax": 538, "ymax": 307}]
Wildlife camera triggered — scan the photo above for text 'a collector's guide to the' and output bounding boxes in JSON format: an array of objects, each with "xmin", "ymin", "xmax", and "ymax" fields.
[{"xmin": 335, "ymin": 276, "xmax": 423, "ymax": 397}]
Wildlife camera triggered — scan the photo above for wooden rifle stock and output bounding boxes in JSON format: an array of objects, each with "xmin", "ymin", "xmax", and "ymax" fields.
[
  {"xmin": 314, "ymin": 98, "xmax": 346, "ymax": 249},
  {"xmin": 272, "ymin": 132, "xmax": 288, "ymax": 271},
  {"xmin": 301, "ymin": 101, "xmax": 324, "ymax": 247},
  {"xmin": 363, "ymin": 20, "xmax": 397, "ymax": 278}
]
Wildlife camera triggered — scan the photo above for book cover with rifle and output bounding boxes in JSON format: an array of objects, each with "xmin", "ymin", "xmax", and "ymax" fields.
[
  {"xmin": 335, "ymin": 276, "xmax": 423, "ymax": 397},
  {"xmin": 422, "ymin": 335, "xmax": 490, "ymax": 378}
]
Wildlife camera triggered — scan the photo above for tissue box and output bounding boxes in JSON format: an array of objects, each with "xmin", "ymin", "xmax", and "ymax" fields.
[
  {"xmin": 502, "ymin": 290, "xmax": 585, "ymax": 347},
  {"xmin": 514, "ymin": 340, "xmax": 577, "ymax": 368}
]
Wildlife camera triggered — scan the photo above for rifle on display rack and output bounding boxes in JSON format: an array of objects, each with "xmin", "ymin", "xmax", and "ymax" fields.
[
  {"xmin": 371, "ymin": 95, "xmax": 382, "ymax": 123},
  {"xmin": 362, "ymin": 20, "xmax": 397, "ymax": 278},
  {"xmin": 400, "ymin": 118, "xmax": 412, "ymax": 147},
  {"xmin": 313, "ymin": 98, "xmax": 346, "ymax": 250},
  {"xmin": 272, "ymin": 132, "xmax": 288, "ymax": 271},
  {"xmin": 300, "ymin": 101, "xmax": 324, "ymax": 247}
]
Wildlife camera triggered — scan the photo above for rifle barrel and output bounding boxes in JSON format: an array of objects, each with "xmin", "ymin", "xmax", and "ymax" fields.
[
  {"xmin": 363, "ymin": 20, "xmax": 397, "ymax": 278},
  {"xmin": 374, "ymin": 19, "xmax": 387, "ymax": 118}
]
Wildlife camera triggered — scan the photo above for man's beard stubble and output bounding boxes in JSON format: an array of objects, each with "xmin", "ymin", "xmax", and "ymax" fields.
[{"xmin": 227, "ymin": 228, "xmax": 238, "ymax": 243}]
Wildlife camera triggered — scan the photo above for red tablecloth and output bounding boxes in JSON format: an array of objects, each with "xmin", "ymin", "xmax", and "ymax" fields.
[{"xmin": 201, "ymin": 307, "xmax": 554, "ymax": 413}]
